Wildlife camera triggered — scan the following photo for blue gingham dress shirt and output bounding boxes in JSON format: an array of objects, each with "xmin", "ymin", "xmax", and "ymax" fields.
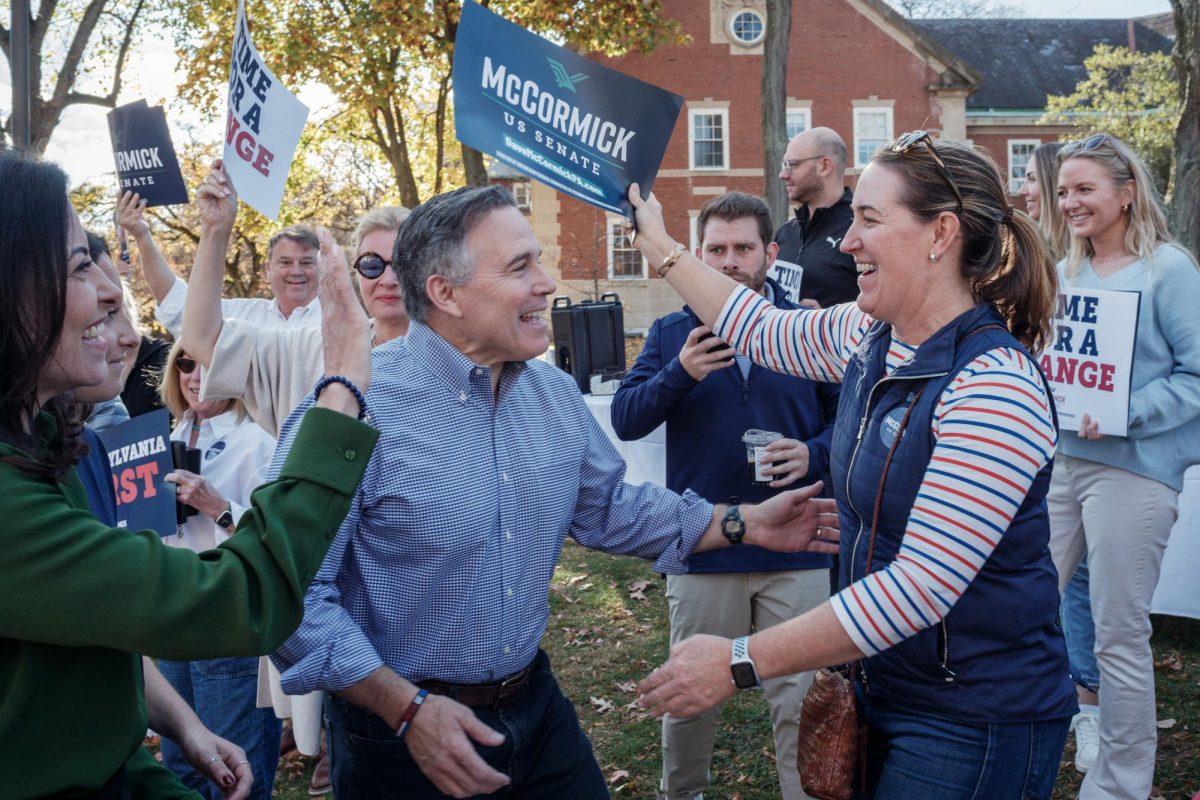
[{"xmin": 270, "ymin": 322, "xmax": 713, "ymax": 692}]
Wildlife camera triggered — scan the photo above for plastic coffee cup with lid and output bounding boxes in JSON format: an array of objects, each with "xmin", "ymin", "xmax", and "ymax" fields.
[{"xmin": 743, "ymin": 429, "xmax": 784, "ymax": 485}]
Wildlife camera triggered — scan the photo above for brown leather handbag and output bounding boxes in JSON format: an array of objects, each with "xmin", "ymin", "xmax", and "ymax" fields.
[
  {"xmin": 796, "ymin": 385, "xmax": 927, "ymax": 800},
  {"xmin": 797, "ymin": 666, "xmax": 859, "ymax": 800}
]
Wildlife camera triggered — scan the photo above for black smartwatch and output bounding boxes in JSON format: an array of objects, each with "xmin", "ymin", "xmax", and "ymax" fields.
[
  {"xmin": 721, "ymin": 500, "xmax": 745, "ymax": 545},
  {"xmin": 730, "ymin": 636, "xmax": 761, "ymax": 689},
  {"xmin": 215, "ymin": 504, "xmax": 235, "ymax": 533}
]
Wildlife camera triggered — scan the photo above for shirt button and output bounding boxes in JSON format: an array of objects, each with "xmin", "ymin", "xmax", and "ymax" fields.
[
  {"xmin": 343, "ymin": 449, "xmax": 356, "ymax": 461},
  {"xmin": 501, "ymin": 472, "xmax": 509, "ymax": 482},
  {"xmin": 506, "ymin": 588, "xmax": 514, "ymax": 598},
  {"xmin": 504, "ymin": 530, "xmax": 512, "ymax": 541},
  {"xmin": 503, "ymin": 645, "xmax": 511, "ymax": 655},
  {"xmin": 459, "ymin": 391, "xmax": 467, "ymax": 403}
]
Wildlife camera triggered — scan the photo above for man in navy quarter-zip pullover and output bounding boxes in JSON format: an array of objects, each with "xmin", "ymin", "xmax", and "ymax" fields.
[{"xmin": 612, "ymin": 192, "xmax": 837, "ymax": 800}]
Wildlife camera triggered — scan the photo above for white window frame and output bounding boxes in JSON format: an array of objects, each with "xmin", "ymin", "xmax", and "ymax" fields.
[
  {"xmin": 511, "ymin": 181, "xmax": 531, "ymax": 209},
  {"xmin": 688, "ymin": 211, "xmax": 700, "ymax": 254},
  {"xmin": 688, "ymin": 107, "xmax": 730, "ymax": 171},
  {"xmin": 1007, "ymin": 139, "xmax": 1041, "ymax": 194},
  {"xmin": 785, "ymin": 107, "xmax": 812, "ymax": 140},
  {"xmin": 727, "ymin": 8, "xmax": 766, "ymax": 47},
  {"xmin": 853, "ymin": 106, "xmax": 894, "ymax": 168},
  {"xmin": 608, "ymin": 219, "xmax": 647, "ymax": 280}
]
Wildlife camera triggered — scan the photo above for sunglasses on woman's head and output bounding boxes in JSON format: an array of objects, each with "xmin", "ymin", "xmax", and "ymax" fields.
[
  {"xmin": 175, "ymin": 355, "xmax": 198, "ymax": 374},
  {"xmin": 354, "ymin": 251, "xmax": 392, "ymax": 279},
  {"xmin": 1060, "ymin": 133, "xmax": 1112, "ymax": 158},
  {"xmin": 890, "ymin": 130, "xmax": 965, "ymax": 214}
]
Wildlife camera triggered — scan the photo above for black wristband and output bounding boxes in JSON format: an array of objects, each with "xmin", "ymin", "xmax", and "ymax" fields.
[{"xmin": 313, "ymin": 374, "xmax": 368, "ymax": 420}]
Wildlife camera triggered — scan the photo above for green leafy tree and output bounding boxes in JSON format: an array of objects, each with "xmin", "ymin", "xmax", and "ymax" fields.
[
  {"xmin": 166, "ymin": 0, "xmax": 685, "ymax": 207},
  {"xmin": 2, "ymin": 0, "xmax": 158, "ymax": 153},
  {"xmin": 1043, "ymin": 44, "xmax": 1180, "ymax": 195}
]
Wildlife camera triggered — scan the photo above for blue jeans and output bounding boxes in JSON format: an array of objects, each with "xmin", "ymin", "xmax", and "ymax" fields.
[
  {"xmin": 1061, "ymin": 556, "xmax": 1101, "ymax": 692},
  {"xmin": 324, "ymin": 650, "xmax": 608, "ymax": 799},
  {"xmin": 858, "ymin": 691, "xmax": 1070, "ymax": 799},
  {"xmin": 157, "ymin": 656, "xmax": 282, "ymax": 800}
]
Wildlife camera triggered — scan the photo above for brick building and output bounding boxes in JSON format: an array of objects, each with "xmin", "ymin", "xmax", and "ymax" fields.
[{"xmin": 506, "ymin": 0, "xmax": 1171, "ymax": 330}]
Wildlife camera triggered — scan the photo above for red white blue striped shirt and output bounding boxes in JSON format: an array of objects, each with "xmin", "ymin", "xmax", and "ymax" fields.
[{"xmin": 715, "ymin": 288, "xmax": 1057, "ymax": 656}]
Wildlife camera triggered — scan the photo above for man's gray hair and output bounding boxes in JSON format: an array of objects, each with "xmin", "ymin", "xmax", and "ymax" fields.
[
  {"xmin": 267, "ymin": 224, "xmax": 320, "ymax": 260},
  {"xmin": 394, "ymin": 185, "xmax": 517, "ymax": 323}
]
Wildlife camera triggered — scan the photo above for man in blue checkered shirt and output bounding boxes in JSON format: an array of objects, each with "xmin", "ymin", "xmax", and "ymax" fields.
[{"xmin": 270, "ymin": 185, "xmax": 835, "ymax": 799}]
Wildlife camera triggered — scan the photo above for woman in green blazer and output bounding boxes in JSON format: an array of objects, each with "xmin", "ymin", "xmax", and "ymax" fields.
[{"xmin": 0, "ymin": 151, "xmax": 377, "ymax": 798}]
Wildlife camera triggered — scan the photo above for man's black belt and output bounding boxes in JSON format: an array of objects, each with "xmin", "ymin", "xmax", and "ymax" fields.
[{"xmin": 418, "ymin": 663, "xmax": 534, "ymax": 709}]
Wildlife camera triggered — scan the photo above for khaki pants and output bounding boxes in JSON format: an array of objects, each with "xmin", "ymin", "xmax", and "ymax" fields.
[
  {"xmin": 1048, "ymin": 455, "xmax": 1178, "ymax": 800},
  {"xmin": 660, "ymin": 569, "xmax": 829, "ymax": 800}
]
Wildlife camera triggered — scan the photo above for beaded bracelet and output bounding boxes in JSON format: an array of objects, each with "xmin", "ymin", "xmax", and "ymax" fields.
[
  {"xmin": 313, "ymin": 375, "xmax": 368, "ymax": 420},
  {"xmin": 395, "ymin": 688, "xmax": 430, "ymax": 739}
]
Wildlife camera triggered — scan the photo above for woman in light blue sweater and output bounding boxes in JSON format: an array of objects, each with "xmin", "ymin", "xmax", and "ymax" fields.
[{"xmin": 1048, "ymin": 132, "xmax": 1200, "ymax": 800}]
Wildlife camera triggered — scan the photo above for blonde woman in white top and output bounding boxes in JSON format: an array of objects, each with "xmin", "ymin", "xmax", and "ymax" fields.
[{"xmin": 158, "ymin": 340, "xmax": 280, "ymax": 798}]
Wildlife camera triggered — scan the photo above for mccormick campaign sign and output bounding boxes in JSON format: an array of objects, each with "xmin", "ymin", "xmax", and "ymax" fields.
[
  {"xmin": 223, "ymin": 0, "xmax": 309, "ymax": 219},
  {"xmin": 453, "ymin": 0, "xmax": 683, "ymax": 218},
  {"xmin": 1041, "ymin": 287, "xmax": 1140, "ymax": 437},
  {"xmin": 96, "ymin": 409, "xmax": 176, "ymax": 537},
  {"xmin": 107, "ymin": 99, "xmax": 189, "ymax": 206}
]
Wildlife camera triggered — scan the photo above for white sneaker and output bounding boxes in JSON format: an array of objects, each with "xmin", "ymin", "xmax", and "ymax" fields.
[{"xmin": 1071, "ymin": 706, "xmax": 1100, "ymax": 773}]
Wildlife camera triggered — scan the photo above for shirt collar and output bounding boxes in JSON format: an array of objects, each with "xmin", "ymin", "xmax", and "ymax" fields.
[
  {"xmin": 185, "ymin": 408, "xmax": 241, "ymax": 439},
  {"xmin": 273, "ymin": 296, "xmax": 321, "ymax": 321},
  {"xmin": 406, "ymin": 321, "xmax": 529, "ymax": 399}
]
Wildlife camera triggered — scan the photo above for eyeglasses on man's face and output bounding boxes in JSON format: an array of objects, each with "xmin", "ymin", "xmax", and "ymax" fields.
[
  {"xmin": 890, "ymin": 130, "xmax": 964, "ymax": 214},
  {"xmin": 780, "ymin": 155, "xmax": 825, "ymax": 174}
]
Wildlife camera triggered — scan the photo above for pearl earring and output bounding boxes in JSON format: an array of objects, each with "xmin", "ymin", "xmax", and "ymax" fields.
[{"xmin": 929, "ymin": 253, "xmax": 937, "ymax": 262}]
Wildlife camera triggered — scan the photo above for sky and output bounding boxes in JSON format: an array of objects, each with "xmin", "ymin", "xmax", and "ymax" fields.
[{"xmin": 0, "ymin": 0, "xmax": 1176, "ymax": 188}]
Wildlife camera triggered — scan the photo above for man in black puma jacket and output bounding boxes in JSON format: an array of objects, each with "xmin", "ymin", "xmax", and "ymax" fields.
[{"xmin": 770, "ymin": 127, "xmax": 858, "ymax": 308}]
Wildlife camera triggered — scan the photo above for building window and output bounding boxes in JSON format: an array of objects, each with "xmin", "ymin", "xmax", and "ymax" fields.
[
  {"xmin": 853, "ymin": 106, "xmax": 893, "ymax": 167},
  {"xmin": 728, "ymin": 9, "xmax": 765, "ymax": 46},
  {"xmin": 609, "ymin": 220, "xmax": 646, "ymax": 279},
  {"xmin": 512, "ymin": 181, "xmax": 531, "ymax": 210},
  {"xmin": 1007, "ymin": 140, "xmax": 1040, "ymax": 194},
  {"xmin": 786, "ymin": 107, "xmax": 811, "ymax": 139},
  {"xmin": 689, "ymin": 108, "xmax": 729, "ymax": 170}
]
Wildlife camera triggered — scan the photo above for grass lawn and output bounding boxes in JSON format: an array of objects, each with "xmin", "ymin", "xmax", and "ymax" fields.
[{"xmin": 267, "ymin": 539, "xmax": 1199, "ymax": 799}]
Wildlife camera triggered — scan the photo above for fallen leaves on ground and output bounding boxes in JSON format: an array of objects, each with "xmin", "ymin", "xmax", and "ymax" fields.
[
  {"xmin": 1154, "ymin": 651, "xmax": 1184, "ymax": 671},
  {"xmin": 628, "ymin": 580, "xmax": 652, "ymax": 601},
  {"xmin": 590, "ymin": 696, "xmax": 615, "ymax": 713}
]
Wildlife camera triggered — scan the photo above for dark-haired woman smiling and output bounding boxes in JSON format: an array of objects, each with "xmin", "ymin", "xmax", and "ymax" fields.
[{"xmin": 0, "ymin": 149, "xmax": 377, "ymax": 797}]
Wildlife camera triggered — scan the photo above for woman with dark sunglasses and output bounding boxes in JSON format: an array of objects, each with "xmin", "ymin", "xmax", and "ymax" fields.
[
  {"xmin": 1048, "ymin": 133, "xmax": 1200, "ymax": 800},
  {"xmin": 0, "ymin": 149, "xmax": 378, "ymax": 796},
  {"xmin": 153, "ymin": 341, "xmax": 282, "ymax": 798},
  {"xmin": 632, "ymin": 133, "xmax": 1077, "ymax": 798}
]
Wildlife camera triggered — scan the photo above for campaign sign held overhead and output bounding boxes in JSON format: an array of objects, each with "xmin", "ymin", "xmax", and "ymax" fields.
[
  {"xmin": 453, "ymin": 0, "xmax": 683, "ymax": 218},
  {"xmin": 223, "ymin": 0, "xmax": 309, "ymax": 219},
  {"xmin": 96, "ymin": 409, "xmax": 176, "ymax": 537},
  {"xmin": 107, "ymin": 100, "xmax": 189, "ymax": 207}
]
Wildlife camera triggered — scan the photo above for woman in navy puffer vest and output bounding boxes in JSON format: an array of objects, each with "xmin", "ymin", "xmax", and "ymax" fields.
[{"xmin": 632, "ymin": 135, "xmax": 1076, "ymax": 799}]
